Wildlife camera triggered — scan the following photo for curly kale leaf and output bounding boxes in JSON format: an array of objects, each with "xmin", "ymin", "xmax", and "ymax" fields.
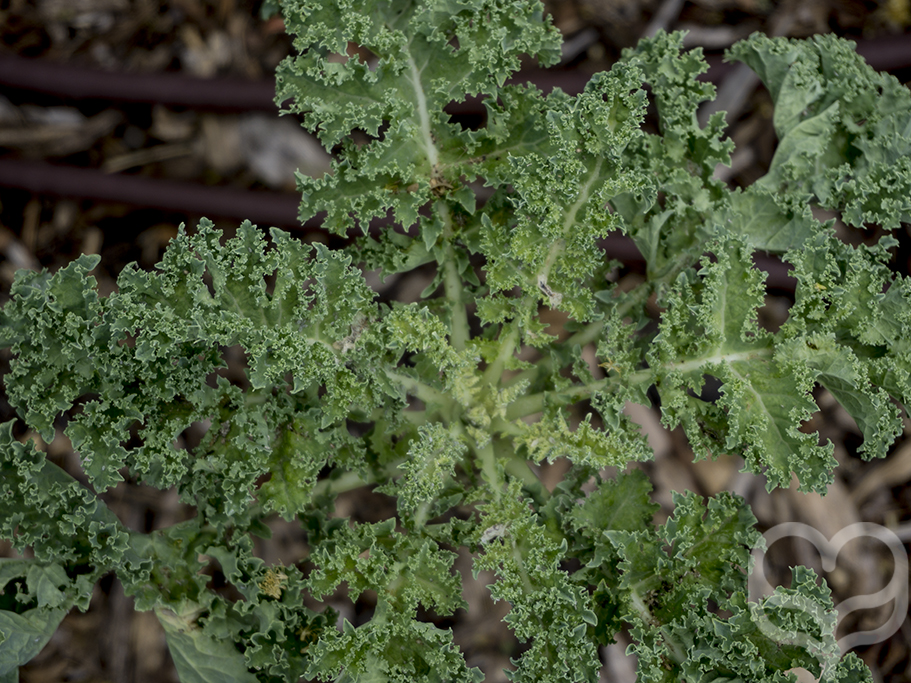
[
  {"xmin": 513, "ymin": 405, "xmax": 651, "ymax": 470},
  {"xmin": 156, "ymin": 604, "xmax": 259, "ymax": 683},
  {"xmin": 627, "ymin": 231, "xmax": 906, "ymax": 493},
  {"xmin": 602, "ymin": 491, "xmax": 868, "ymax": 683},
  {"xmin": 563, "ymin": 469, "xmax": 660, "ymax": 644},
  {"xmin": 648, "ymin": 237, "xmax": 831, "ymax": 492},
  {"xmin": 474, "ymin": 480, "xmax": 600, "ymax": 683},
  {"xmin": 0, "ymin": 424, "xmax": 127, "ymax": 673},
  {"xmin": 275, "ymin": 0, "xmax": 561, "ymax": 233},
  {"xmin": 135, "ymin": 534, "xmax": 330, "ymax": 682},
  {"xmin": 306, "ymin": 613, "xmax": 483, "ymax": 683},
  {"xmin": 478, "ymin": 66, "xmax": 652, "ymax": 322},
  {"xmin": 0, "ymin": 423, "xmax": 127, "ymax": 580},
  {"xmin": 0, "ymin": 253, "xmax": 107, "ymax": 444},
  {"xmin": 0, "ymin": 561, "xmax": 70, "ymax": 677},
  {"xmin": 119, "ymin": 521, "xmax": 334, "ymax": 681},
  {"xmin": 780, "ymin": 230, "xmax": 908, "ymax": 460},
  {"xmin": 606, "ymin": 31, "xmax": 733, "ymax": 280},
  {"xmin": 304, "ymin": 518, "xmax": 479, "ymax": 683},
  {"xmin": 0, "ymin": 220, "xmax": 387, "ymax": 521},
  {"xmin": 729, "ymin": 32, "xmax": 911, "ymax": 230},
  {"xmin": 392, "ymin": 422, "xmax": 468, "ymax": 517}
]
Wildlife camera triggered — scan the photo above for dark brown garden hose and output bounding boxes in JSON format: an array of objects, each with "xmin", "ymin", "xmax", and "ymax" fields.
[
  {"xmin": 0, "ymin": 159, "xmax": 307, "ymax": 229},
  {"xmin": 0, "ymin": 32, "xmax": 907, "ymax": 112}
]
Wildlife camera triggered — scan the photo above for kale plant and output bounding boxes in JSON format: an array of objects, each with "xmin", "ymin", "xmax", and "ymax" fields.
[{"xmin": 2, "ymin": 1, "xmax": 910, "ymax": 681}]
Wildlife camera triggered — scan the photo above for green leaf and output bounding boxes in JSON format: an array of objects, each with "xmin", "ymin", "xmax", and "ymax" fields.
[
  {"xmin": 568, "ymin": 469, "xmax": 659, "ymax": 546},
  {"xmin": 725, "ymin": 185, "xmax": 821, "ymax": 252},
  {"xmin": 477, "ymin": 65, "xmax": 651, "ymax": 322},
  {"xmin": 730, "ymin": 32, "xmax": 911, "ymax": 229},
  {"xmin": 0, "ymin": 254, "xmax": 105, "ymax": 442},
  {"xmin": 651, "ymin": 239, "xmax": 837, "ymax": 492},
  {"xmin": 0, "ymin": 560, "xmax": 82, "ymax": 676},
  {"xmin": 515, "ymin": 409, "xmax": 650, "ymax": 470},
  {"xmin": 156, "ymin": 605, "xmax": 259, "ymax": 683},
  {"xmin": 474, "ymin": 480, "xmax": 601, "ymax": 683},
  {"xmin": 307, "ymin": 519, "xmax": 465, "ymax": 617},
  {"xmin": 0, "ymin": 607, "xmax": 67, "ymax": 677},
  {"xmin": 0, "ymin": 424, "xmax": 128, "ymax": 578},
  {"xmin": 781, "ymin": 335, "xmax": 902, "ymax": 460},
  {"xmin": 395, "ymin": 422, "xmax": 467, "ymax": 514},
  {"xmin": 606, "ymin": 492, "xmax": 851, "ymax": 683},
  {"xmin": 305, "ymin": 520, "xmax": 477, "ymax": 682},
  {"xmin": 276, "ymin": 0, "xmax": 560, "ymax": 235},
  {"xmin": 257, "ymin": 412, "xmax": 334, "ymax": 520},
  {"xmin": 781, "ymin": 229, "xmax": 908, "ymax": 461},
  {"xmin": 307, "ymin": 610, "xmax": 484, "ymax": 683}
]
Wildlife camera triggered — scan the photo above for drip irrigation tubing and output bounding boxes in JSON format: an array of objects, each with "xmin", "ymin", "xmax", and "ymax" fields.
[
  {"xmin": 0, "ymin": 32, "xmax": 907, "ymax": 112},
  {"xmin": 0, "ymin": 158, "xmax": 307, "ymax": 229}
]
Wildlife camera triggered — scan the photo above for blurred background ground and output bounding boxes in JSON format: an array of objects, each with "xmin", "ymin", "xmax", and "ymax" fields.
[{"xmin": 0, "ymin": 0, "xmax": 910, "ymax": 681}]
